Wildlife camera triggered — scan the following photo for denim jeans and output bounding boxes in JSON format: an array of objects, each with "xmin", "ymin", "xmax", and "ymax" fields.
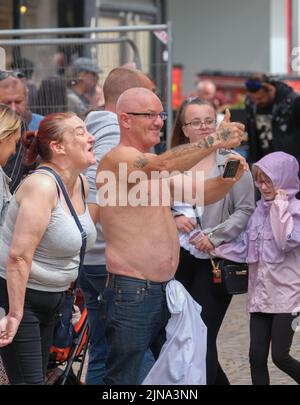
[
  {"xmin": 102, "ymin": 274, "xmax": 170, "ymax": 385},
  {"xmin": 79, "ymin": 266, "xmax": 155, "ymax": 385},
  {"xmin": 79, "ymin": 265, "xmax": 107, "ymax": 385}
]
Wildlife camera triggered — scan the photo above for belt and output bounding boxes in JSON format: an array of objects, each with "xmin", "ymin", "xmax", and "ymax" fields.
[{"xmin": 106, "ymin": 273, "xmax": 171, "ymax": 289}]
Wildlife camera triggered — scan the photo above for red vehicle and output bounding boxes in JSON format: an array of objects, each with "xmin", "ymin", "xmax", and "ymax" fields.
[{"xmin": 195, "ymin": 70, "xmax": 300, "ymax": 106}]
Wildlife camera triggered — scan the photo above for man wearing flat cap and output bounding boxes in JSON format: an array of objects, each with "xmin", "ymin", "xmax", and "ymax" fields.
[{"xmin": 67, "ymin": 57, "xmax": 102, "ymax": 117}]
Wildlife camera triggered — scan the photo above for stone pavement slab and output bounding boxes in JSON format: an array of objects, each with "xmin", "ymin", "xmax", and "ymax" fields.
[
  {"xmin": 76, "ymin": 294, "xmax": 300, "ymax": 385},
  {"xmin": 218, "ymin": 294, "xmax": 300, "ymax": 385}
]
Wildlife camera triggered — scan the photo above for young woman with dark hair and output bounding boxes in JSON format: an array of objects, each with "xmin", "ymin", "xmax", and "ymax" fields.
[{"xmin": 171, "ymin": 98, "xmax": 255, "ymax": 385}]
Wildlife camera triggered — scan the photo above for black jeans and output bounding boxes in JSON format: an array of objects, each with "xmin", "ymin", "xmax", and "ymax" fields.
[
  {"xmin": 175, "ymin": 248, "xmax": 232, "ymax": 385},
  {"xmin": 249, "ymin": 312, "xmax": 300, "ymax": 385},
  {"xmin": 0, "ymin": 277, "xmax": 64, "ymax": 385}
]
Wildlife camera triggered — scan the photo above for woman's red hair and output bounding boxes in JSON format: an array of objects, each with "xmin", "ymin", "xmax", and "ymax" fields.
[{"xmin": 22, "ymin": 112, "xmax": 76, "ymax": 165}]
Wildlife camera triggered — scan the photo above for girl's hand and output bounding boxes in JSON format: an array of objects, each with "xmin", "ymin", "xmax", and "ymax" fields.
[
  {"xmin": 275, "ymin": 189, "xmax": 288, "ymax": 201},
  {"xmin": 174, "ymin": 216, "xmax": 197, "ymax": 233},
  {"xmin": 191, "ymin": 234, "xmax": 215, "ymax": 253}
]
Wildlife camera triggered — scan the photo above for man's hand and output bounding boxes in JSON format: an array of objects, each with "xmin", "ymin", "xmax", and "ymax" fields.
[
  {"xmin": 174, "ymin": 216, "xmax": 197, "ymax": 233},
  {"xmin": 211, "ymin": 108, "xmax": 246, "ymax": 150},
  {"xmin": 220, "ymin": 108, "xmax": 231, "ymax": 125}
]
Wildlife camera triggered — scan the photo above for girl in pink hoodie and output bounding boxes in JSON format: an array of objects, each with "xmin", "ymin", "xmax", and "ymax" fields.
[{"xmin": 215, "ymin": 151, "xmax": 300, "ymax": 385}]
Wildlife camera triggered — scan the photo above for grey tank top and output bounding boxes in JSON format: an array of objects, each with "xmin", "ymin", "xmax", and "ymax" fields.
[{"xmin": 0, "ymin": 172, "xmax": 97, "ymax": 292}]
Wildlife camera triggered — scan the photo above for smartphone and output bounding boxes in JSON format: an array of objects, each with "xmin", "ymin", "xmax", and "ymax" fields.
[{"xmin": 223, "ymin": 160, "xmax": 240, "ymax": 178}]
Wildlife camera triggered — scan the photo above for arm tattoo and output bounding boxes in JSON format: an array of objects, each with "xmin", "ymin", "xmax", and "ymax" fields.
[
  {"xmin": 133, "ymin": 155, "xmax": 149, "ymax": 168},
  {"xmin": 197, "ymin": 138, "xmax": 213, "ymax": 149},
  {"xmin": 168, "ymin": 135, "xmax": 218, "ymax": 160},
  {"xmin": 170, "ymin": 139, "xmax": 213, "ymax": 156},
  {"xmin": 170, "ymin": 145, "xmax": 187, "ymax": 154},
  {"xmin": 205, "ymin": 135, "xmax": 215, "ymax": 147},
  {"xmin": 219, "ymin": 128, "xmax": 231, "ymax": 141}
]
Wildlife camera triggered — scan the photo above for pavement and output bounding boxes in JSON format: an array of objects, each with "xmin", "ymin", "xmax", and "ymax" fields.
[
  {"xmin": 76, "ymin": 294, "xmax": 300, "ymax": 385},
  {"xmin": 218, "ymin": 294, "xmax": 300, "ymax": 385}
]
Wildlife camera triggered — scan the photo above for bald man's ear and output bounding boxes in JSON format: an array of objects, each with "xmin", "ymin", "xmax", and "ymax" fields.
[{"xmin": 119, "ymin": 112, "xmax": 131, "ymax": 129}]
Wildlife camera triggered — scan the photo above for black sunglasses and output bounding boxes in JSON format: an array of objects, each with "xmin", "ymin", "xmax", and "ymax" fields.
[
  {"xmin": 245, "ymin": 79, "xmax": 268, "ymax": 92},
  {"xmin": 0, "ymin": 70, "xmax": 25, "ymax": 81}
]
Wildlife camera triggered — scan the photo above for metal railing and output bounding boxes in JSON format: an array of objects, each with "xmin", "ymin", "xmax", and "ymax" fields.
[
  {"xmin": 0, "ymin": 37, "xmax": 143, "ymax": 70},
  {"xmin": 0, "ymin": 23, "xmax": 173, "ymax": 146}
]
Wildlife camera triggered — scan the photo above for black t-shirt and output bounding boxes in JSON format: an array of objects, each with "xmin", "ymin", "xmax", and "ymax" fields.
[{"xmin": 255, "ymin": 104, "xmax": 274, "ymax": 156}]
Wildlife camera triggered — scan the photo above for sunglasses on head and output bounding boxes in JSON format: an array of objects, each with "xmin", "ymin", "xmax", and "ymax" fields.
[
  {"xmin": 185, "ymin": 96, "xmax": 199, "ymax": 104},
  {"xmin": 0, "ymin": 70, "xmax": 25, "ymax": 81},
  {"xmin": 245, "ymin": 79, "xmax": 269, "ymax": 93}
]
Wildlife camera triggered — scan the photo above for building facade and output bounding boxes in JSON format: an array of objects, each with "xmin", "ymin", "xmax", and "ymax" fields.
[{"xmin": 1, "ymin": 1, "xmax": 300, "ymax": 97}]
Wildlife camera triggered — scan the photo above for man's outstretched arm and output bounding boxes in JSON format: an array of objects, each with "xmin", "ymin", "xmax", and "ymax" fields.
[{"xmin": 169, "ymin": 154, "xmax": 248, "ymax": 206}]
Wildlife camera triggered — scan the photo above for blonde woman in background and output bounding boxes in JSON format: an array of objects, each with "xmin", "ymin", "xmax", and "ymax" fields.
[{"xmin": 0, "ymin": 104, "xmax": 21, "ymax": 385}]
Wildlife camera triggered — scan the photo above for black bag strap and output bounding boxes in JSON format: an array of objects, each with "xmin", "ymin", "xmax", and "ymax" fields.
[
  {"xmin": 78, "ymin": 174, "xmax": 86, "ymax": 202},
  {"xmin": 37, "ymin": 166, "xmax": 87, "ymax": 289},
  {"xmin": 192, "ymin": 206, "xmax": 202, "ymax": 228}
]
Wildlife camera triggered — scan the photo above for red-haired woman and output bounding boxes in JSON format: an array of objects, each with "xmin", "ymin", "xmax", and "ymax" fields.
[{"xmin": 0, "ymin": 112, "xmax": 97, "ymax": 384}]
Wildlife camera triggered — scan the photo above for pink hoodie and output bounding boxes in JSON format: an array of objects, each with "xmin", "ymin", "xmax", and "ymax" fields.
[{"xmin": 215, "ymin": 152, "xmax": 300, "ymax": 313}]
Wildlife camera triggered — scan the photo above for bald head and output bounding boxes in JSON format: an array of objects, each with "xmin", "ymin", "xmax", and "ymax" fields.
[
  {"xmin": 0, "ymin": 76, "xmax": 28, "ymax": 117},
  {"xmin": 0, "ymin": 76, "xmax": 26, "ymax": 95},
  {"xmin": 103, "ymin": 67, "xmax": 155, "ymax": 107},
  {"xmin": 117, "ymin": 87, "xmax": 164, "ymax": 151},
  {"xmin": 116, "ymin": 87, "xmax": 161, "ymax": 115},
  {"xmin": 197, "ymin": 80, "xmax": 216, "ymax": 101}
]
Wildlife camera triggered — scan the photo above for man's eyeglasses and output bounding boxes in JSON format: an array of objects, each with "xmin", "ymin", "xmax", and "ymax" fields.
[
  {"xmin": 125, "ymin": 112, "xmax": 168, "ymax": 121},
  {"xmin": 183, "ymin": 118, "xmax": 216, "ymax": 130},
  {"xmin": 245, "ymin": 79, "xmax": 267, "ymax": 93},
  {"xmin": 0, "ymin": 70, "xmax": 25, "ymax": 81}
]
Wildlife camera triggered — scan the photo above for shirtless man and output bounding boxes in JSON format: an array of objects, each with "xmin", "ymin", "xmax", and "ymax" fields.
[{"xmin": 96, "ymin": 87, "xmax": 247, "ymax": 385}]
